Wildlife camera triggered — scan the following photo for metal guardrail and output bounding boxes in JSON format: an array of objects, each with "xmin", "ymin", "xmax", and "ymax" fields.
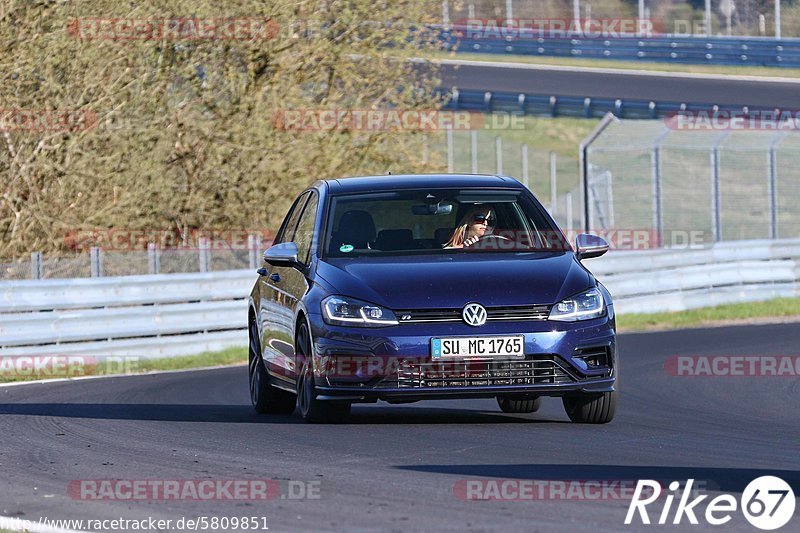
[
  {"xmin": 441, "ymin": 29, "xmax": 800, "ymax": 67},
  {"xmin": 1, "ymin": 239, "xmax": 798, "ymax": 358},
  {"xmin": 438, "ymin": 88, "xmax": 769, "ymax": 120}
]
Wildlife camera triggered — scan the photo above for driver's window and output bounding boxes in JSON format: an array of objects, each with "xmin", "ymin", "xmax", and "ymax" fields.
[{"xmin": 274, "ymin": 192, "xmax": 310, "ymax": 246}]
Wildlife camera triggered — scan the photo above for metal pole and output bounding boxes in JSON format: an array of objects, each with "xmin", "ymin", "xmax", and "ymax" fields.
[
  {"xmin": 549, "ymin": 152, "xmax": 558, "ymax": 214},
  {"xmin": 31, "ymin": 252, "xmax": 42, "ymax": 280},
  {"xmin": 199, "ymin": 237, "xmax": 210, "ymax": 273},
  {"xmin": 638, "ymin": 0, "xmax": 645, "ymax": 37},
  {"xmin": 651, "ymin": 147, "xmax": 663, "ymax": 246},
  {"xmin": 566, "ymin": 192, "xmax": 574, "ymax": 234},
  {"xmin": 705, "ymin": 0, "xmax": 712, "ymax": 36},
  {"xmin": 521, "ymin": 144, "xmax": 529, "ymax": 189},
  {"xmin": 495, "ymin": 136, "xmax": 503, "ymax": 175},
  {"xmin": 573, "ymin": 0, "xmax": 580, "ymax": 35},
  {"xmin": 90, "ymin": 247, "xmax": 103, "ymax": 278},
  {"xmin": 579, "ymin": 113, "xmax": 619, "ymax": 232},
  {"xmin": 248, "ymin": 235, "xmax": 258, "ymax": 270},
  {"xmin": 446, "ymin": 126, "xmax": 454, "ymax": 173},
  {"xmin": 768, "ymin": 148, "xmax": 778, "ymax": 239},
  {"xmin": 148, "ymin": 243, "xmax": 160, "ymax": 275},
  {"xmin": 710, "ymin": 148, "xmax": 721, "ymax": 243},
  {"xmin": 710, "ymin": 131, "xmax": 730, "ymax": 243},
  {"xmin": 442, "ymin": 1, "xmax": 450, "ymax": 30},
  {"xmin": 651, "ymin": 127, "xmax": 670, "ymax": 247},
  {"xmin": 470, "ymin": 130, "xmax": 478, "ymax": 174},
  {"xmin": 422, "ymin": 134, "xmax": 429, "ymax": 165},
  {"xmin": 506, "ymin": 0, "xmax": 513, "ymax": 21},
  {"xmin": 776, "ymin": 0, "xmax": 782, "ymax": 39}
]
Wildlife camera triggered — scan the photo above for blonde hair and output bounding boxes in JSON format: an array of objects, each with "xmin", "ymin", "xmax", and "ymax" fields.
[{"xmin": 444, "ymin": 207, "xmax": 492, "ymax": 248}]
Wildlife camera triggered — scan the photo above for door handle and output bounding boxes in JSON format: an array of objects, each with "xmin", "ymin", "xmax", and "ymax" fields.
[{"xmin": 269, "ymin": 273, "xmax": 281, "ymax": 283}]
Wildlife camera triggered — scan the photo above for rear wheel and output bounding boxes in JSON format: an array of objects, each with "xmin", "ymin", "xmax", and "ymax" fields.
[
  {"xmin": 496, "ymin": 396, "xmax": 541, "ymax": 413},
  {"xmin": 562, "ymin": 391, "xmax": 617, "ymax": 424},
  {"xmin": 249, "ymin": 319, "xmax": 296, "ymax": 414},
  {"xmin": 296, "ymin": 321, "xmax": 351, "ymax": 424}
]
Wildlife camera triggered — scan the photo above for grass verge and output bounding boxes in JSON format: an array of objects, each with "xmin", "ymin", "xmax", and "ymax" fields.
[
  {"xmin": 0, "ymin": 346, "xmax": 247, "ymax": 384},
  {"xmin": 428, "ymin": 50, "xmax": 800, "ymax": 79},
  {"xmin": 617, "ymin": 297, "xmax": 800, "ymax": 332}
]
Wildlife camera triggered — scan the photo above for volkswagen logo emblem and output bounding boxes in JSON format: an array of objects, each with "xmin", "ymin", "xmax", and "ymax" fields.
[{"xmin": 462, "ymin": 303, "xmax": 487, "ymax": 327}]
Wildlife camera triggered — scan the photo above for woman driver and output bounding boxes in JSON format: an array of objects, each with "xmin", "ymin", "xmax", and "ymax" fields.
[{"xmin": 444, "ymin": 207, "xmax": 494, "ymax": 249}]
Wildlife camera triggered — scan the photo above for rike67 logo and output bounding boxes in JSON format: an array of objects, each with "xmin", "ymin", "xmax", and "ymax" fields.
[{"xmin": 626, "ymin": 477, "xmax": 795, "ymax": 530}]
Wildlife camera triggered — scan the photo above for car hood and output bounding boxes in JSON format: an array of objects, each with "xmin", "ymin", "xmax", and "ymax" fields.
[{"xmin": 315, "ymin": 253, "xmax": 593, "ymax": 309}]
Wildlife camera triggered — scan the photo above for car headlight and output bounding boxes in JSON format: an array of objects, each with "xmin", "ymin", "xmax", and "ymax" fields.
[
  {"xmin": 321, "ymin": 296, "xmax": 399, "ymax": 327},
  {"xmin": 549, "ymin": 288, "xmax": 605, "ymax": 322}
]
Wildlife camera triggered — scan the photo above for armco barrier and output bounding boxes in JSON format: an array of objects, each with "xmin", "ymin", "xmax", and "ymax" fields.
[
  {"xmin": 438, "ymin": 88, "xmax": 767, "ymax": 120},
  {"xmin": 441, "ymin": 28, "xmax": 800, "ymax": 68},
  {"xmin": 0, "ymin": 239, "xmax": 798, "ymax": 359}
]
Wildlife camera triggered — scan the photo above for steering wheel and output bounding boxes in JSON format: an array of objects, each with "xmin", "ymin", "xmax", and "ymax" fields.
[{"xmin": 464, "ymin": 233, "xmax": 514, "ymax": 249}]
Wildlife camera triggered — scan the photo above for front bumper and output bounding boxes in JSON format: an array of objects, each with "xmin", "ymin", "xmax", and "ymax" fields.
[{"xmin": 306, "ymin": 310, "xmax": 617, "ymax": 403}]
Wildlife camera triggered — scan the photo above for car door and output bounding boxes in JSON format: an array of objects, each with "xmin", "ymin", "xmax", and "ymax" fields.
[
  {"xmin": 259, "ymin": 192, "xmax": 309, "ymax": 383},
  {"xmin": 261, "ymin": 190, "xmax": 320, "ymax": 385}
]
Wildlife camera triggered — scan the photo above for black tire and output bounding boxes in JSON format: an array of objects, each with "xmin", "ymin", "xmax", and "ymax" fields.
[
  {"xmin": 249, "ymin": 319, "xmax": 296, "ymax": 414},
  {"xmin": 296, "ymin": 321, "xmax": 351, "ymax": 424},
  {"xmin": 496, "ymin": 396, "xmax": 541, "ymax": 413},
  {"xmin": 562, "ymin": 391, "xmax": 617, "ymax": 424}
]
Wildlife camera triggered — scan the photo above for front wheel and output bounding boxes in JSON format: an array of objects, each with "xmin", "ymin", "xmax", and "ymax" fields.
[
  {"xmin": 496, "ymin": 396, "xmax": 541, "ymax": 413},
  {"xmin": 296, "ymin": 322, "xmax": 351, "ymax": 424},
  {"xmin": 562, "ymin": 391, "xmax": 617, "ymax": 424}
]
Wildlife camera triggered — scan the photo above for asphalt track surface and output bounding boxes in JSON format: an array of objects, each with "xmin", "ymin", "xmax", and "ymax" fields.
[
  {"xmin": 1, "ymin": 323, "xmax": 799, "ymax": 532},
  {"xmin": 441, "ymin": 62, "xmax": 800, "ymax": 109}
]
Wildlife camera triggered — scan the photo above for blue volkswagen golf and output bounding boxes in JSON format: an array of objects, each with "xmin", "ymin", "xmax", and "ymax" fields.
[{"xmin": 248, "ymin": 174, "xmax": 617, "ymax": 423}]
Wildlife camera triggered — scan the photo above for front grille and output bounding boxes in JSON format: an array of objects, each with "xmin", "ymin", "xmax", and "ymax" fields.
[
  {"xmin": 391, "ymin": 356, "xmax": 575, "ymax": 388},
  {"xmin": 396, "ymin": 305, "xmax": 550, "ymax": 324}
]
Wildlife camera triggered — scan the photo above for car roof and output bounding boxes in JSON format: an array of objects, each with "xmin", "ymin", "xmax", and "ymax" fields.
[{"xmin": 322, "ymin": 174, "xmax": 525, "ymax": 195}]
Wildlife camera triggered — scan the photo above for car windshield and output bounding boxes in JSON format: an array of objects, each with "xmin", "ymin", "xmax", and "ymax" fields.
[{"xmin": 323, "ymin": 189, "xmax": 566, "ymax": 258}]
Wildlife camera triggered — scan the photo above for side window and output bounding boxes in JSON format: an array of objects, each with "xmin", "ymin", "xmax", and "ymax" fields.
[
  {"xmin": 274, "ymin": 192, "xmax": 310, "ymax": 245},
  {"xmin": 293, "ymin": 192, "xmax": 319, "ymax": 265}
]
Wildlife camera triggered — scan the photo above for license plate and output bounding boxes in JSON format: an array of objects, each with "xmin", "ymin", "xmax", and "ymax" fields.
[{"xmin": 431, "ymin": 335, "xmax": 525, "ymax": 359}]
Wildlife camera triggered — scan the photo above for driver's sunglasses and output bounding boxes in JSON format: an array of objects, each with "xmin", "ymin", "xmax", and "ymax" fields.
[{"xmin": 473, "ymin": 214, "xmax": 496, "ymax": 225}]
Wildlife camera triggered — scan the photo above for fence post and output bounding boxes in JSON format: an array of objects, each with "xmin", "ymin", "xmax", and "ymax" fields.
[
  {"xmin": 248, "ymin": 234, "xmax": 262, "ymax": 270},
  {"xmin": 90, "ymin": 247, "xmax": 103, "ymax": 278},
  {"xmin": 148, "ymin": 243, "xmax": 160, "ymax": 275},
  {"xmin": 651, "ymin": 146, "xmax": 663, "ymax": 247},
  {"xmin": 495, "ymin": 136, "xmax": 503, "ymax": 175},
  {"xmin": 199, "ymin": 237, "xmax": 210, "ymax": 273},
  {"xmin": 710, "ymin": 148, "xmax": 721, "ymax": 243},
  {"xmin": 768, "ymin": 147, "xmax": 778, "ymax": 240},
  {"xmin": 422, "ymin": 133, "xmax": 429, "ymax": 165},
  {"xmin": 579, "ymin": 113, "xmax": 619, "ymax": 232},
  {"xmin": 470, "ymin": 130, "xmax": 478, "ymax": 174},
  {"xmin": 566, "ymin": 192, "xmax": 574, "ymax": 235},
  {"xmin": 446, "ymin": 126, "xmax": 454, "ymax": 173},
  {"xmin": 521, "ymin": 144, "xmax": 529, "ymax": 189},
  {"xmin": 31, "ymin": 252, "xmax": 43, "ymax": 280},
  {"xmin": 549, "ymin": 151, "xmax": 557, "ymax": 214}
]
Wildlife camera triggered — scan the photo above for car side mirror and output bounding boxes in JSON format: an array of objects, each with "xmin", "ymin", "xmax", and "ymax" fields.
[
  {"xmin": 263, "ymin": 242, "xmax": 300, "ymax": 267},
  {"xmin": 575, "ymin": 234, "xmax": 609, "ymax": 260}
]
